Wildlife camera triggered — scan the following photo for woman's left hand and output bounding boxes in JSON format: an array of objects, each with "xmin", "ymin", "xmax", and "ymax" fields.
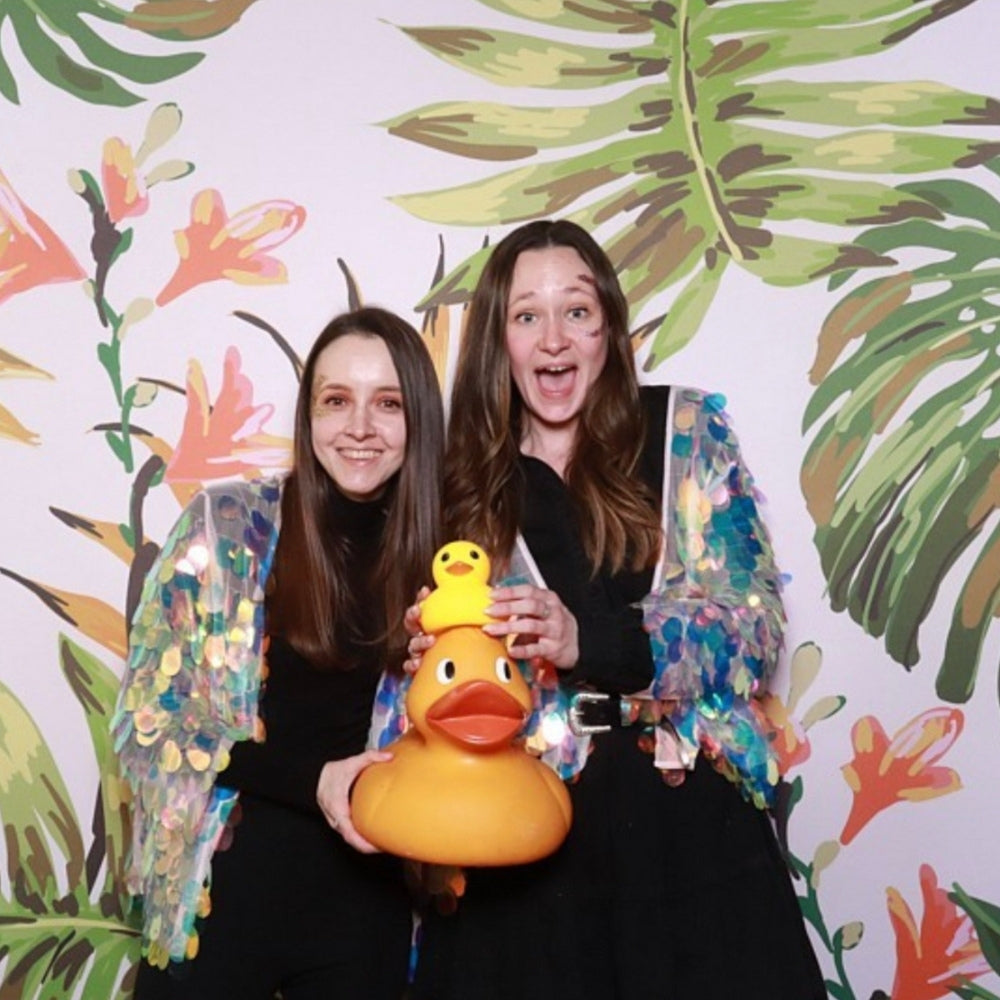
[
  {"xmin": 484, "ymin": 584, "xmax": 579, "ymax": 669},
  {"xmin": 317, "ymin": 750, "xmax": 392, "ymax": 853}
]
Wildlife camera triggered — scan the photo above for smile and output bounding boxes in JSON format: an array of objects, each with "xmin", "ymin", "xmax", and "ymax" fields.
[{"xmin": 338, "ymin": 449, "xmax": 382, "ymax": 460}]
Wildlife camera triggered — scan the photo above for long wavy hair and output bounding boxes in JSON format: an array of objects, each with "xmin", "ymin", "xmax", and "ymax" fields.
[
  {"xmin": 268, "ymin": 307, "xmax": 444, "ymax": 670},
  {"xmin": 446, "ymin": 219, "xmax": 661, "ymax": 574}
]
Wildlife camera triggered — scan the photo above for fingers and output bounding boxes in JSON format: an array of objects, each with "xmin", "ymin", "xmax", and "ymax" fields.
[
  {"xmin": 318, "ymin": 752, "xmax": 392, "ymax": 852},
  {"xmin": 404, "ymin": 631, "xmax": 435, "ymax": 674},
  {"xmin": 484, "ymin": 586, "xmax": 578, "ymax": 669}
]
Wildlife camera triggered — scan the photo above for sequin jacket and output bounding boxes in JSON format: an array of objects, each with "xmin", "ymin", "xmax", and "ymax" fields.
[
  {"xmin": 111, "ymin": 478, "xmax": 283, "ymax": 967},
  {"xmin": 372, "ymin": 388, "xmax": 785, "ymax": 808}
]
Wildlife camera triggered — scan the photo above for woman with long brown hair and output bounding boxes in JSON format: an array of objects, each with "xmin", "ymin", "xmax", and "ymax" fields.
[
  {"xmin": 399, "ymin": 220, "xmax": 825, "ymax": 999},
  {"xmin": 113, "ymin": 307, "xmax": 444, "ymax": 999}
]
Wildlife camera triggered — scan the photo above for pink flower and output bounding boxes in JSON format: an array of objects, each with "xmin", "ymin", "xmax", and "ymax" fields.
[
  {"xmin": 839, "ymin": 707, "xmax": 963, "ymax": 845},
  {"xmin": 100, "ymin": 104, "xmax": 191, "ymax": 225},
  {"xmin": 165, "ymin": 346, "xmax": 291, "ymax": 483},
  {"xmin": 0, "ymin": 170, "xmax": 84, "ymax": 306},
  {"xmin": 156, "ymin": 189, "xmax": 305, "ymax": 306},
  {"xmin": 887, "ymin": 864, "xmax": 989, "ymax": 1000}
]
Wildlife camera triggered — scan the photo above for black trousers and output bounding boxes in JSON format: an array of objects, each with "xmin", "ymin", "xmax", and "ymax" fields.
[
  {"xmin": 413, "ymin": 730, "xmax": 826, "ymax": 1000},
  {"xmin": 133, "ymin": 795, "xmax": 412, "ymax": 1000}
]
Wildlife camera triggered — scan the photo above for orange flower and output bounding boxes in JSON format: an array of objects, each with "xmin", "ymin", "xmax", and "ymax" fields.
[
  {"xmin": 100, "ymin": 104, "xmax": 191, "ymax": 224},
  {"xmin": 756, "ymin": 694, "xmax": 811, "ymax": 772},
  {"xmin": 756, "ymin": 642, "xmax": 843, "ymax": 775},
  {"xmin": 102, "ymin": 137, "xmax": 150, "ymax": 224},
  {"xmin": 0, "ymin": 170, "xmax": 84, "ymax": 306},
  {"xmin": 165, "ymin": 346, "xmax": 291, "ymax": 484},
  {"xmin": 839, "ymin": 707, "xmax": 962, "ymax": 845},
  {"xmin": 887, "ymin": 864, "xmax": 989, "ymax": 1000},
  {"xmin": 156, "ymin": 189, "xmax": 306, "ymax": 306}
]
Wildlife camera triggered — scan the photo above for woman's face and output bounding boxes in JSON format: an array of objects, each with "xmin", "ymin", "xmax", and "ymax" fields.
[
  {"xmin": 310, "ymin": 333, "xmax": 407, "ymax": 501},
  {"xmin": 504, "ymin": 245, "xmax": 608, "ymax": 444}
]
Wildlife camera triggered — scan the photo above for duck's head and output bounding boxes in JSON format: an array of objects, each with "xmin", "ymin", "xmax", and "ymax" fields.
[
  {"xmin": 431, "ymin": 541, "xmax": 491, "ymax": 589},
  {"xmin": 407, "ymin": 625, "xmax": 531, "ymax": 752}
]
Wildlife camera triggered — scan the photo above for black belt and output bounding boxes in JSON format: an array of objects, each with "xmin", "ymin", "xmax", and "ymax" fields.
[{"xmin": 568, "ymin": 691, "xmax": 664, "ymax": 735}]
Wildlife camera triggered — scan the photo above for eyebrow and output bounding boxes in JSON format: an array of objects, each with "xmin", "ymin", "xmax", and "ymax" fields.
[
  {"xmin": 312, "ymin": 380, "xmax": 403, "ymax": 394},
  {"xmin": 508, "ymin": 275, "xmax": 597, "ymax": 306}
]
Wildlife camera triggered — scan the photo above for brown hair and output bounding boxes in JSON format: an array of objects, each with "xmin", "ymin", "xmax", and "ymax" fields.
[
  {"xmin": 445, "ymin": 219, "xmax": 660, "ymax": 574},
  {"xmin": 268, "ymin": 307, "xmax": 444, "ymax": 670}
]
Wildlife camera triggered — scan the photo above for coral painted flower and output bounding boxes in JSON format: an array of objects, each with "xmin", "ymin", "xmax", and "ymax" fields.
[
  {"xmin": 156, "ymin": 189, "xmax": 306, "ymax": 306},
  {"xmin": 100, "ymin": 104, "xmax": 192, "ymax": 224},
  {"xmin": 839, "ymin": 707, "xmax": 963, "ymax": 845},
  {"xmin": 887, "ymin": 864, "xmax": 989, "ymax": 1000},
  {"xmin": 756, "ymin": 642, "xmax": 843, "ymax": 775},
  {"xmin": 165, "ymin": 346, "xmax": 291, "ymax": 483},
  {"xmin": 0, "ymin": 170, "xmax": 84, "ymax": 306}
]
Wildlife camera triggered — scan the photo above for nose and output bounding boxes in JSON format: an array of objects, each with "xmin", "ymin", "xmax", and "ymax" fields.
[
  {"xmin": 345, "ymin": 404, "xmax": 374, "ymax": 438},
  {"xmin": 539, "ymin": 316, "xmax": 570, "ymax": 353}
]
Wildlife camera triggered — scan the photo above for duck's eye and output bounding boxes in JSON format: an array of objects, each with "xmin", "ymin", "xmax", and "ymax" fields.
[
  {"xmin": 436, "ymin": 658, "xmax": 457, "ymax": 684},
  {"xmin": 470, "ymin": 548, "xmax": 480, "ymax": 561},
  {"xmin": 440, "ymin": 551, "xmax": 450, "ymax": 564},
  {"xmin": 495, "ymin": 657, "xmax": 512, "ymax": 683}
]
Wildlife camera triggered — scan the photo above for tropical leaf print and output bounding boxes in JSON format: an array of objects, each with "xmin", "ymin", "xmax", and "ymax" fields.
[
  {"xmin": 0, "ymin": 0, "xmax": 260, "ymax": 107},
  {"xmin": 802, "ymin": 157, "xmax": 1000, "ymax": 705},
  {"xmin": 384, "ymin": 0, "xmax": 1000, "ymax": 367},
  {"xmin": 0, "ymin": 635, "xmax": 139, "ymax": 999}
]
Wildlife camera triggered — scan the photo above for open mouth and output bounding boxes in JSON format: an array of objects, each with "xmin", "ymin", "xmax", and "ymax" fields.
[
  {"xmin": 536, "ymin": 364, "xmax": 576, "ymax": 395},
  {"xmin": 426, "ymin": 680, "xmax": 526, "ymax": 751},
  {"xmin": 338, "ymin": 449, "xmax": 381, "ymax": 460}
]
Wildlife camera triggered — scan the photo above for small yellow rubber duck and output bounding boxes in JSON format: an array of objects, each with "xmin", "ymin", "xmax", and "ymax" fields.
[
  {"xmin": 351, "ymin": 625, "xmax": 572, "ymax": 866},
  {"xmin": 418, "ymin": 540, "xmax": 496, "ymax": 634}
]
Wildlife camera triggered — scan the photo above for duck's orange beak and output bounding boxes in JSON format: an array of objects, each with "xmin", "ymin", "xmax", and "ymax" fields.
[
  {"xmin": 446, "ymin": 561, "xmax": 473, "ymax": 576},
  {"xmin": 426, "ymin": 680, "xmax": 526, "ymax": 751}
]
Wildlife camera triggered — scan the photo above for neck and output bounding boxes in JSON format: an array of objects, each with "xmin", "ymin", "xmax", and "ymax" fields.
[{"xmin": 519, "ymin": 421, "xmax": 577, "ymax": 479}]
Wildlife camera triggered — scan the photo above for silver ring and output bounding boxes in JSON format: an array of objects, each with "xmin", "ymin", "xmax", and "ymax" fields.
[
  {"xmin": 331, "ymin": 816, "xmax": 340, "ymax": 830},
  {"xmin": 541, "ymin": 603, "xmax": 551, "ymax": 620}
]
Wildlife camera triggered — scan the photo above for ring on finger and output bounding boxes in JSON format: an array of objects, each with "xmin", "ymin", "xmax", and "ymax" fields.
[{"xmin": 540, "ymin": 603, "xmax": 551, "ymax": 620}]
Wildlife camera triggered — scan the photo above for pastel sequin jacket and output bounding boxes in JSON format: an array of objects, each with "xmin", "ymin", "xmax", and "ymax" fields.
[
  {"xmin": 111, "ymin": 479, "xmax": 282, "ymax": 967},
  {"xmin": 372, "ymin": 388, "xmax": 786, "ymax": 808}
]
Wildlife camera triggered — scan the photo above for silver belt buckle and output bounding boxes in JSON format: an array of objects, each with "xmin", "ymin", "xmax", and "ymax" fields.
[{"xmin": 568, "ymin": 691, "xmax": 612, "ymax": 736}]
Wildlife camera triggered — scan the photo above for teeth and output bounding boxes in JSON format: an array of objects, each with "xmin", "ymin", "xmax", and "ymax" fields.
[{"xmin": 341, "ymin": 450, "xmax": 380, "ymax": 459}]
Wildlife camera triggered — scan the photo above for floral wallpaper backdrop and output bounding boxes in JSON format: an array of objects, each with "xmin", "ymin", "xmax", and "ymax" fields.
[{"xmin": 1, "ymin": 2, "xmax": 998, "ymax": 998}]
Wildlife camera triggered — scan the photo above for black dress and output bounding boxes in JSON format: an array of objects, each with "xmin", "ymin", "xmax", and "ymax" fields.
[
  {"xmin": 135, "ymin": 492, "xmax": 411, "ymax": 1000},
  {"xmin": 412, "ymin": 387, "xmax": 825, "ymax": 1000}
]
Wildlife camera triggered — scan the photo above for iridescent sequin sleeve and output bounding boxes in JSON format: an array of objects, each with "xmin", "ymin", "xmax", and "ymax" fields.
[
  {"xmin": 110, "ymin": 480, "xmax": 281, "ymax": 966},
  {"xmin": 641, "ymin": 389, "xmax": 785, "ymax": 805}
]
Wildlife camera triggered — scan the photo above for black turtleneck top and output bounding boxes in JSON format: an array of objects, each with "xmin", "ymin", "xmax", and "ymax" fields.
[{"xmin": 217, "ymin": 486, "xmax": 388, "ymax": 814}]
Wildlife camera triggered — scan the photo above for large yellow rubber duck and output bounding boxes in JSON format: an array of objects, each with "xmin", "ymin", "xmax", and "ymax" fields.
[
  {"xmin": 418, "ymin": 540, "xmax": 496, "ymax": 634},
  {"xmin": 351, "ymin": 624, "xmax": 572, "ymax": 866}
]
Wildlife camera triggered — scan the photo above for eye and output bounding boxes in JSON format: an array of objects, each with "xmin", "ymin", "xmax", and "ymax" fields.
[
  {"xmin": 568, "ymin": 306, "xmax": 590, "ymax": 321},
  {"xmin": 495, "ymin": 657, "xmax": 512, "ymax": 683},
  {"xmin": 436, "ymin": 658, "xmax": 457, "ymax": 684},
  {"xmin": 440, "ymin": 550, "xmax": 450, "ymax": 564},
  {"xmin": 470, "ymin": 548, "xmax": 480, "ymax": 562},
  {"xmin": 317, "ymin": 392, "xmax": 347, "ymax": 409},
  {"xmin": 513, "ymin": 310, "xmax": 536, "ymax": 325},
  {"xmin": 378, "ymin": 395, "xmax": 403, "ymax": 411}
]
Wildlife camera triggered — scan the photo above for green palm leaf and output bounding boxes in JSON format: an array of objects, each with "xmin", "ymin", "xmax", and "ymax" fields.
[
  {"xmin": 0, "ymin": 0, "xmax": 258, "ymax": 106},
  {"xmin": 0, "ymin": 636, "xmax": 139, "ymax": 998},
  {"xmin": 387, "ymin": 0, "xmax": 999, "ymax": 367},
  {"xmin": 802, "ymin": 162, "xmax": 1000, "ymax": 705}
]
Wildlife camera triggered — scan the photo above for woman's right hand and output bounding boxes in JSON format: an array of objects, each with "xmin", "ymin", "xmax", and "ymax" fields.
[
  {"xmin": 403, "ymin": 586, "xmax": 434, "ymax": 674},
  {"xmin": 317, "ymin": 751, "xmax": 390, "ymax": 853}
]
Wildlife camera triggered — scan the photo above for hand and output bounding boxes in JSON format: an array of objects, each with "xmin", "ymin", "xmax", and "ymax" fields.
[
  {"xmin": 316, "ymin": 750, "xmax": 392, "ymax": 853},
  {"xmin": 403, "ymin": 586, "xmax": 434, "ymax": 674},
  {"xmin": 483, "ymin": 584, "xmax": 579, "ymax": 670}
]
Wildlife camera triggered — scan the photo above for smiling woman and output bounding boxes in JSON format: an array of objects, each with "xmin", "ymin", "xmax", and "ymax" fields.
[
  {"xmin": 111, "ymin": 307, "xmax": 445, "ymax": 1000},
  {"xmin": 309, "ymin": 333, "xmax": 408, "ymax": 502}
]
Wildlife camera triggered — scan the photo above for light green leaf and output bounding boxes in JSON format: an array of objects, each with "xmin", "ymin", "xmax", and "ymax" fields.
[
  {"xmin": 0, "ymin": 682, "xmax": 83, "ymax": 908},
  {"xmin": 474, "ymin": 0, "xmax": 654, "ymax": 34},
  {"xmin": 397, "ymin": 25, "xmax": 662, "ymax": 89}
]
